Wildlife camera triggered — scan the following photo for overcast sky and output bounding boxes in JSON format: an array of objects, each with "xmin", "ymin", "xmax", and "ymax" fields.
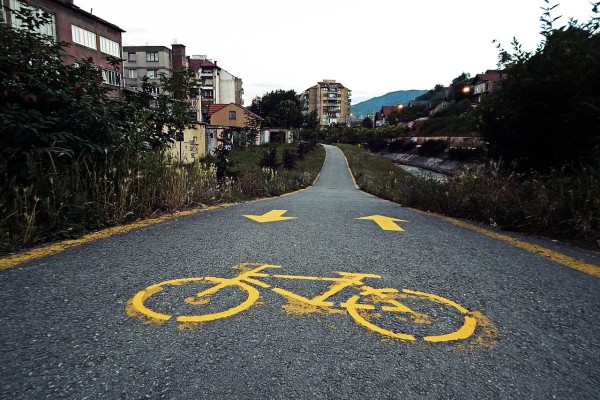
[{"xmin": 74, "ymin": 0, "xmax": 596, "ymax": 104}]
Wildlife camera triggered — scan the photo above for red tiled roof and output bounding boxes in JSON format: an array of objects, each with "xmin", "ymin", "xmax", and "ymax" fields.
[
  {"xmin": 199, "ymin": 59, "xmax": 217, "ymax": 68},
  {"xmin": 381, "ymin": 106, "xmax": 400, "ymax": 116},
  {"xmin": 473, "ymin": 72, "xmax": 508, "ymax": 83},
  {"xmin": 208, "ymin": 103, "xmax": 264, "ymax": 121},
  {"xmin": 189, "ymin": 59, "xmax": 219, "ymax": 72},
  {"xmin": 207, "ymin": 104, "xmax": 227, "ymax": 117}
]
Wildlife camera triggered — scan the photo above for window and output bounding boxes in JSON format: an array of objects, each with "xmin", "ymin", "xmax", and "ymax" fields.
[
  {"xmin": 229, "ymin": 111, "xmax": 236, "ymax": 120},
  {"xmin": 128, "ymin": 69, "xmax": 137, "ymax": 78},
  {"xmin": 100, "ymin": 36, "xmax": 120, "ymax": 57},
  {"xmin": 9, "ymin": 0, "xmax": 56, "ymax": 37},
  {"xmin": 128, "ymin": 52, "xmax": 137, "ymax": 62},
  {"xmin": 146, "ymin": 70, "xmax": 159, "ymax": 79},
  {"xmin": 102, "ymin": 69, "xmax": 121, "ymax": 86},
  {"xmin": 146, "ymin": 52, "xmax": 159, "ymax": 62},
  {"xmin": 71, "ymin": 25, "xmax": 97, "ymax": 49}
]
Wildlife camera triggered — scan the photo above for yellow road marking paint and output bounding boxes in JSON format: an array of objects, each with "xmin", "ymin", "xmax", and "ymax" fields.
[
  {"xmin": 0, "ymin": 145, "xmax": 326, "ymax": 271},
  {"xmin": 425, "ymin": 315, "xmax": 477, "ymax": 343},
  {"xmin": 343, "ymin": 295, "xmax": 417, "ymax": 341},
  {"xmin": 0, "ymin": 205, "xmax": 230, "ymax": 270},
  {"xmin": 441, "ymin": 216, "xmax": 600, "ymax": 278},
  {"xmin": 177, "ymin": 281, "xmax": 259, "ymax": 323},
  {"xmin": 127, "ymin": 263, "xmax": 495, "ymax": 347},
  {"xmin": 338, "ymin": 148, "xmax": 360, "ymax": 190},
  {"xmin": 336, "ymin": 144, "xmax": 597, "ymax": 279},
  {"xmin": 356, "ymin": 215, "xmax": 408, "ymax": 231},
  {"xmin": 272, "ymin": 288, "xmax": 334, "ymax": 307},
  {"xmin": 243, "ymin": 209, "xmax": 297, "ymax": 223},
  {"xmin": 403, "ymin": 289, "xmax": 470, "ymax": 314}
]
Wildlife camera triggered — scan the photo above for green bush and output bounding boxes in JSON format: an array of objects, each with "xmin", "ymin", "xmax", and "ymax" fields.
[
  {"xmin": 388, "ymin": 139, "xmax": 416, "ymax": 153},
  {"xmin": 282, "ymin": 148, "xmax": 298, "ymax": 169},
  {"xmin": 259, "ymin": 147, "xmax": 281, "ymax": 170},
  {"xmin": 418, "ymin": 140, "xmax": 447, "ymax": 157},
  {"xmin": 339, "ymin": 144, "xmax": 600, "ymax": 248}
]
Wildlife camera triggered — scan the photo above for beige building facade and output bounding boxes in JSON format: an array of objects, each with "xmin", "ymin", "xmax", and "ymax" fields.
[
  {"xmin": 208, "ymin": 103, "xmax": 263, "ymax": 148},
  {"xmin": 167, "ymin": 123, "xmax": 207, "ymax": 163}
]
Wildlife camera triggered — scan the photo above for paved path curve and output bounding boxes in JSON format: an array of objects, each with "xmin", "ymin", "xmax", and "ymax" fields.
[{"xmin": 1, "ymin": 144, "xmax": 599, "ymax": 399}]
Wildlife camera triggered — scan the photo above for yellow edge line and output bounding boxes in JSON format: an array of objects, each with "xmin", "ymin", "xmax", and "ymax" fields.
[
  {"xmin": 0, "ymin": 146, "xmax": 330, "ymax": 272},
  {"xmin": 335, "ymin": 146, "xmax": 600, "ymax": 278},
  {"xmin": 0, "ymin": 205, "xmax": 227, "ymax": 271},
  {"xmin": 339, "ymin": 147, "xmax": 360, "ymax": 190},
  {"xmin": 439, "ymin": 215, "xmax": 600, "ymax": 278}
]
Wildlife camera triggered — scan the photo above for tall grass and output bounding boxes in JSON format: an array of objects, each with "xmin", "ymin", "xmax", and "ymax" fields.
[
  {"xmin": 0, "ymin": 144, "xmax": 325, "ymax": 253},
  {"xmin": 339, "ymin": 144, "xmax": 600, "ymax": 249}
]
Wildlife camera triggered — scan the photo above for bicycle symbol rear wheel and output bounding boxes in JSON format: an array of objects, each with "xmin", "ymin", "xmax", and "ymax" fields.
[{"xmin": 129, "ymin": 277, "xmax": 260, "ymax": 324}]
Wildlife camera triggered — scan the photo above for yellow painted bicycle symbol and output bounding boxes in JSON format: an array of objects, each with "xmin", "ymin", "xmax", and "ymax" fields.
[{"xmin": 127, "ymin": 262, "xmax": 496, "ymax": 345}]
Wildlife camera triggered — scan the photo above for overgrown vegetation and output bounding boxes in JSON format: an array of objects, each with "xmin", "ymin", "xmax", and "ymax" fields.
[
  {"xmin": 0, "ymin": 8, "xmax": 325, "ymax": 253},
  {"xmin": 333, "ymin": 2, "xmax": 600, "ymax": 248},
  {"xmin": 339, "ymin": 144, "xmax": 600, "ymax": 248},
  {"xmin": 0, "ymin": 140, "xmax": 324, "ymax": 253},
  {"xmin": 476, "ymin": 2, "xmax": 600, "ymax": 172}
]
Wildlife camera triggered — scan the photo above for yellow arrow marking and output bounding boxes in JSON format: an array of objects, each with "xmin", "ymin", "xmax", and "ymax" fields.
[
  {"xmin": 243, "ymin": 209, "xmax": 296, "ymax": 223},
  {"xmin": 356, "ymin": 215, "xmax": 407, "ymax": 231}
]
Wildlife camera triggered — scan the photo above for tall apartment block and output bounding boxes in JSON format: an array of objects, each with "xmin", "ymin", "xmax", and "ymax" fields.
[
  {"xmin": 1, "ymin": 0, "xmax": 125, "ymax": 97},
  {"xmin": 301, "ymin": 80, "xmax": 351, "ymax": 126},
  {"xmin": 122, "ymin": 45, "xmax": 174, "ymax": 94},
  {"xmin": 122, "ymin": 44, "xmax": 202, "ymax": 121}
]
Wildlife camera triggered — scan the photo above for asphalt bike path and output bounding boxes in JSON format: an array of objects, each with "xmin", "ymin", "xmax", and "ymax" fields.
[{"xmin": 1, "ymin": 144, "xmax": 598, "ymax": 399}]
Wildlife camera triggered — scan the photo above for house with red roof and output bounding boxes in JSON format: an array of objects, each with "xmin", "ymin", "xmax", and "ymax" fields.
[
  {"xmin": 208, "ymin": 103, "xmax": 263, "ymax": 149},
  {"xmin": 470, "ymin": 70, "xmax": 507, "ymax": 104},
  {"xmin": 375, "ymin": 105, "xmax": 405, "ymax": 126}
]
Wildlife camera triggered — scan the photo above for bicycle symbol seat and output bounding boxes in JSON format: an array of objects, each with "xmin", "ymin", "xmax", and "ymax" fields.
[{"xmin": 127, "ymin": 262, "xmax": 496, "ymax": 345}]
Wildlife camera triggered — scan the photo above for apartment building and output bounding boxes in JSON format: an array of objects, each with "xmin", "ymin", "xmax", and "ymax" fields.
[
  {"xmin": 1, "ymin": 0, "xmax": 125, "ymax": 97},
  {"xmin": 301, "ymin": 80, "xmax": 351, "ymax": 126},
  {"xmin": 122, "ymin": 43, "xmax": 190, "ymax": 94},
  {"xmin": 188, "ymin": 55, "xmax": 244, "ymax": 121},
  {"xmin": 122, "ymin": 45, "xmax": 173, "ymax": 94}
]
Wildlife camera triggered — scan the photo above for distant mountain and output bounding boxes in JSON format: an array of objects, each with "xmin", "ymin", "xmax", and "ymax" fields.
[{"xmin": 351, "ymin": 90, "xmax": 428, "ymax": 119}]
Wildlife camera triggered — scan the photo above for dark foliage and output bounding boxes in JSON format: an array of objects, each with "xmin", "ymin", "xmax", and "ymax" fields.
[
  {"xmin": 477, "ymin": 11, "xmax": 600, "ymax": 172},
  {"xmin": 418, "ymin": 140, "xmax": 447, "ymax": 157}
]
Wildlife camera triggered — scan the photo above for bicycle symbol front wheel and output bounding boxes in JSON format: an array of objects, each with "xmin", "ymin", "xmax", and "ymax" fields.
[
  {"xmin": 128, "ymin": 277, "xmax": 260, "ymax": 324},
  {"xmin": 342, "ymin": 289, "xmax": 477, "ymax": 342}
]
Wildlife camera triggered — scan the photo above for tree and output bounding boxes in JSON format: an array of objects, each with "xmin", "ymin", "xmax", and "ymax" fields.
[
  {"xmin": 416, "ymin": 85, "xmax": 448, "ymax": 102},
  {"xmin": 303, "ymin": 110, "xmax": 319, "ymax": 131},
  {"xmin": 477, "ymin": 2, "xmax": 600, "ymax": 171},
  {"xmin": 361, "ymin": 117, "xmax": 373, "ymax": 128},
  {"xmin": 0, "ymin": 6, "xmax": 124, "ymax": 184},
  {"xmin": 156, "ymin": 67, "xmax": 200, "ymax": 146},
  {"xmin": 450, "ymin": 72, "xmax": 472, "ymax": 102},
  {"xmin": 251, "ymin": 90, "xmax": 303, "ymax": 128},
  {"xmin": 398, "ymin": 105, "xmax": 429, "ymax": 122},
  {"xmin": 269, "ymin": 99, "xmax": 303, "ymax": 128},
  {"xmin": 259, "ymin": 146, "xmax": 280, "ymax": 170}
]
